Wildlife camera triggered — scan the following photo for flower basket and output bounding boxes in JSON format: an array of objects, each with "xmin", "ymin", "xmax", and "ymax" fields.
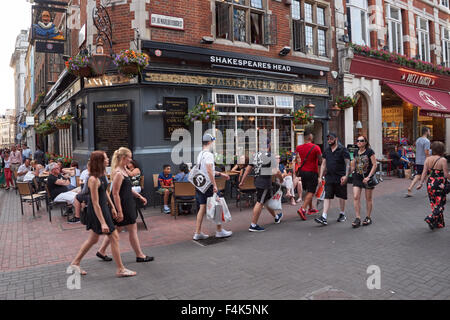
[
  {"xmin": 113, "ymin": 50, "xmax": 149, "ymax": 77},
  {"xmin": 56, "ymin": 123, "xmax": 71, "ymax": 129},
  {"xmin": 65, "ymin": 54, "xmax": 92, "ymax": 77},
  {"xmin": 55, "ymin": 114, "xmax": 74, "ymax": 130},
  {"xmin": 119, "ymin": 63, "xmax": 140, "ymax": 75},
  {"xmin": 184, "ymin": 102, "xmax": 220, "ymax": 125},
  {"xmin": 335, "ymin": 95, "xmax": 357, "ymax": 110},
  {"xmin": 72, "ymin": 66, "xmax": 92, "ymax": 78},
  {"xmin": 292, "ymin": 108, "xmax": 313, "ymax": 126}
]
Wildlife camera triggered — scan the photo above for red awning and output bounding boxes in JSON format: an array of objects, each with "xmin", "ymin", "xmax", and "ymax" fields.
[{"xmin": 385, "ymin": 82, "xmax": 450, "ymax": 118}]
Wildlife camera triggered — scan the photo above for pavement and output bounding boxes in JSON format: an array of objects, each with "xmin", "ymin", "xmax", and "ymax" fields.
[{"xmin": 0, "ymin": 176, "xmax": 449, "ymax": 300}]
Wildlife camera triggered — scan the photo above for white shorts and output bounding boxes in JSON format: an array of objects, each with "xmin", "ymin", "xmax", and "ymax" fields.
[{"xmin": 54, "ymin": 191, "xmax": 78, "ymax": 205}]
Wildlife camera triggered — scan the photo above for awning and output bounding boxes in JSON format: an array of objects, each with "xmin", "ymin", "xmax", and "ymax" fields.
[{"xmin": 385, "ymin": 82, "xmax": 450, "ymax": 118}]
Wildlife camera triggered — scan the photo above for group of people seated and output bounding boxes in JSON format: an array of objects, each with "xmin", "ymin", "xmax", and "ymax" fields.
[{"xmin": 157, "ymin": 163, "xmax": 191, "ymax": 214}]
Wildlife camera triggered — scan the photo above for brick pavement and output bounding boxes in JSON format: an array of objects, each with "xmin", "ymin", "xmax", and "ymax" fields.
[{"xmin": 0, "ymin": 176, "xmax": 449, "ymax": 300}]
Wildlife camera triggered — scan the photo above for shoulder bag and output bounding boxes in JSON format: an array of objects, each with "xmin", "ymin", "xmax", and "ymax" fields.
[
  {"xmin": 188, "ymin": 151, "xmax": 212, "ymax": 193},
  {"xmin": 430, "ymin": 157, "xmax": 450, "ymax": 194},
  {"xmin": 295, "ymin": 145, "xmax": 316, "ymax": 177}
]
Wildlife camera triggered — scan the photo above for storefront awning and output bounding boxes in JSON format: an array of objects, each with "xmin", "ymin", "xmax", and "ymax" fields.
[{"xmin": 385, "ymin": 82, "xmax": 450, "ymax": 118}]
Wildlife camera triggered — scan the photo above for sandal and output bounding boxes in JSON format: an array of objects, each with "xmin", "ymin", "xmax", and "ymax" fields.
[
  {"xmin": 136, "ymin": 256, "xmax": 154, "ymax": 263},
  {"xmin": 352, "ymin": 218, "xmax": 361, "ymax": 228},
  {"xmin": 96, "ymin": 252, "xmax": 113, "ymax": 262},
  {"xmin": 362, "ymin": 217, "xmax": 372, "ymax": 226},
  {"xmin": 116, "ymin": 268, "xmax": 137, "ymax": 277},
  {"xmin": 68, "ymin": 265, "xmax": 87, "ymax": 275},
  {"xmin": 424, "ymin": 217, "xmax": 435, "ymax": 230}
]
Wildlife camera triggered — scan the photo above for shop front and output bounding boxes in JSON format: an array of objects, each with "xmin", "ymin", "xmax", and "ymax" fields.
[{"xmin": 342, "ymin": 48, "xmax": 450, "ymax": 158}]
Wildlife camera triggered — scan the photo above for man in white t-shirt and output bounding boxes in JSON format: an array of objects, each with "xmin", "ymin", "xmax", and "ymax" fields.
[{"xmin": 193, "ymin": 133, "xmax": 232, "ymax": 240}]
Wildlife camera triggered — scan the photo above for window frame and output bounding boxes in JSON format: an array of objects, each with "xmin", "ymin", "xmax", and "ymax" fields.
[
  {"xmin": 347, "ymin": 0, "xmax": 371, "ymax": 47},
  {"xmin": 416, "ymin": 16, "xmax": 430, "ymax": 62},
  {"xmin": 442, "ymin": 27, "xmax": 450, "ymax": 68},
  {"xmin": 387, "ymin": 5, "xmax": 403, "ymax": 55}
]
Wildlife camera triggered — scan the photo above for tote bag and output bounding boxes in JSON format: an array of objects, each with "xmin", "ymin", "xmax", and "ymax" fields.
[{"xmin": 188, "ymin": 151, "xmax": 212, "ymax": 193}]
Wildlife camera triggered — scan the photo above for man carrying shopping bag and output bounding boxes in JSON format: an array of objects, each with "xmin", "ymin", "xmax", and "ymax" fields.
[
  {"xmin": 192, "ymin": 133, "xmax": 232, "ymax": 240},
  {"xmin": 240, "ymin": 138, "xmax": 284, "ymax": 232}
]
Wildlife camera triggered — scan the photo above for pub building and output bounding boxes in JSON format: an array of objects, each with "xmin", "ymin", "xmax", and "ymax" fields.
[
  {"xmin": 341, "ymin": 47, "xmax": 450, "ymax": 158},
  {"xmin": 42, "ymin": 41, "xmax": 333, "ymax": 172}
]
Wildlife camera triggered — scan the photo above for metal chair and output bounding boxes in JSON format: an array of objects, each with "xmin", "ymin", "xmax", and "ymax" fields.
[
  {"xmin": 44, "ymin": 184, "xmax": 68, "ymax": 222},
  {"xmin": 173, "ymin": 182, "xmax": 196, "ymax": 219},
  {"xmin": 17, "ymin": 182, "xmax": 45, "ymax": 218},
  {"xmin": 236, "ymin": 176, "xmax": 256, "ymax": 211}
]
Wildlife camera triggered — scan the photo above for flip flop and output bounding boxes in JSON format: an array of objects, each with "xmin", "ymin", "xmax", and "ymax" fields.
[
  {"xmin": 69, "ymin": 265, "xmax": 87, "ymax": 275},
  {"xmin": 116, "ymin": 268, "xmax": 137, "ymax": 278},
  {"xmin": 96, "ymin": 252, "xmax": 113, "ymax": 262}
]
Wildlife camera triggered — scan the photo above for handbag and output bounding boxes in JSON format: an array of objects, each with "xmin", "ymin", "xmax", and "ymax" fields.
[
  {"xmin": 267, "ymin": 187, "xmax": 283, "ymax": 211},
  {"xmin": 188, "ymin": 151, "xmax": 212, "ymax": 193},
  {"xmin": 362, "ymin": 171, "xmax": 379, "ymax": 188},
  {"xmin": 295, "ymin": 145, "xmax": 316, "ymax": 177},
  {"xmin": 431, "ymin": 157, "xmax": 450, "ymax": 194}
]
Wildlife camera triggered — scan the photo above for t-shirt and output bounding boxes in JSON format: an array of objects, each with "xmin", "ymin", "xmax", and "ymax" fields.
[
  {"xmin": 323, "ymin": 144, "xmax": 350, "ymax": 183},
  {"xmin": 34, "ymin": 150, "xmax": 44, "ymax": 165},
  {"xmin": 296, "ymin": 143, "xmax": 322, "ymax": 173},
  {"xmin": 22, "ymin": 148, "xmax": 32, "ymax": 160},
  {"xmin": 174, "ymin": 172, "xmax": 189, "ymax": 182},
  {"xmin": 47, "ymin": 174, "xmax": 70, "ymax": 200},
  {"xmin": 158, "ymin": 173, "xmax": 173, "ymax": 188},
  {"xmin": 18, "ymin": 164, "xmax": 31, "ymax": 175},
  {"xmin": 354, "ymin": 148, "xmax": 375, "ymax": 177},
  {"xmin": 197, "ymin": 150, "xmax": 215, "ymax": 179},
  {"xmin": 415, "ymin": 137, "xmax": 430, "ymax": 165},
  {"xmin": 80, "ymin": 169, "xmax": 89, "ymax": 184},
  {"xmin": 70, "ymin": 168, "xmax": 81, "ymax": 187},
  {"xmin": 250, "ymin": 151, "xmax": 276, "ymax": 189}
]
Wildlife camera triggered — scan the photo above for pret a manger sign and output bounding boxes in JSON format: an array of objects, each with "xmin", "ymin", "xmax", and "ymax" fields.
[{"xmin": 401, "ymin": 72, "xmax": 436, "ymax": 87}]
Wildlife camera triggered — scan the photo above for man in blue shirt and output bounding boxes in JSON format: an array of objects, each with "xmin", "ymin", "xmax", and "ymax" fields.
[{"xmin": 406, "ymin": 127, "xmax": 431, "ymax": 197}]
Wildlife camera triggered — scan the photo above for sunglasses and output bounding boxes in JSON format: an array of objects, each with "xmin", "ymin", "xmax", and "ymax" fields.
[{"xmin": 356, "ymin": 139, "xmax": 366, "ymax": 143}]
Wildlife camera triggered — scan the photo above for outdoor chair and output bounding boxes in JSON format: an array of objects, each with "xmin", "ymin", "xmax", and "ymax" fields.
[
  {"xmin": 44, "ymin": 184, "xmax": 68, "ymax": 223},
  {"xmin": 17, "ymin": 182, "xmax": 46, "ymax": 218},
  {"xmin": 153, "ymin": 173, "xmax": 168, "ymax": 212},
  {"xmin": 173, "ymin": 181, "xmax": 196, "ymax": 219},
  {"xmin": 135, "ymin": 175, "xmax": 148, "ymax": 230},
  {"xmin": 13, "ymin": 169, "xmax": 18, "ymax": 194},
  {"xmin": 236, "ymin": 176, "xmax": 256, "ymax": 211},
  {"xmin": 216, "ymin": 176, "xmax": 227, "ymax": 197}
]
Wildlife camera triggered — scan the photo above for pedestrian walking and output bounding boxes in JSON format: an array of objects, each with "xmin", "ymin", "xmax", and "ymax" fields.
[
  {"xmin": 97, "ymin": 147, "xmax": 153, "ymax": 263},
  {"xmin": 0, "ymin": 154, "xmax": 5, "ymax": 188},
  {"xmin": 22, "ymin": 144, "xmax": 32, "ymax": 163},
  {"xmin": 70, "ymin": 151, "xmax": 136, "ymax": 277},
  {"xmin": 9, "ymin": 145, "xmax": 22, "ymax": 187},
  {"xmin": 315, "ymin": 133, "xmax": 350, "ymax": 226},
  {"xmin": 240, "ymin": 138, "xmax": 284, "ymax": 232},
  {"xmin": 3, "ymin": 152, "xmax": 13, "ymax": 190},
  {"xmin": 350, "ymin": 136, "xmax": 377, "ymax": 228},
  {"xmin": 192, "ymin": 134, "xmax": 232, "ymax": 240},
  {"xmin": 34, "ymin": 145, "xmax": 45, "ymax": 166},
  {"xmin": 406, "ymin": 127, "xmax": 431, "ymax": 197},
  {"xmin": 416, "ymin": 141, "xmax": 449, "ymax": 230},
  {"xmin": 296, "ymin": 130, "xmax": 322, "ymax": 220}
]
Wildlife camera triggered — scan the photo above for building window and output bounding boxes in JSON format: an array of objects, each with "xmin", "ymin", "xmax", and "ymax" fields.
[
  {"xmin": 216, "ymin": 0, "xmax": 273, "ymax": 45},
  {"xmin": 443, "ymin": 28, "xmax": 450, "ymax": 68},
  {"xmin": 292, "ymin": 1, "xmax": 329, "ymax": 57},
  {"xmin": 347, "ymin": 0, "xmax": 370, "ymax": 47},
  {"xmin": 387, "ymin": 5, "xmax": 403, "ymax": 54},
  {"xmin": 417, "ymin": 17, "xmax": 430, "ymax": 62},
  {"xmin": 440, "ymin": 0, "xmax": 449, "ymax": 9}
]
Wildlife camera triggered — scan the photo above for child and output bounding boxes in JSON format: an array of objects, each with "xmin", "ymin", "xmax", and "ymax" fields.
[{"xmin": 158, "ymin": 164, "xmax": 174, "ymax": 214}]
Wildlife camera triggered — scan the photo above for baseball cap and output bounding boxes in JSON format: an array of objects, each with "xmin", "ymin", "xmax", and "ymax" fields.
[
  {"xmin": 327, "ymin": 133, "xmax": 337, "ymax": 139},
  {"xmin": 202, "ymin": 133, "xmax": 216, "ymax": 142}
]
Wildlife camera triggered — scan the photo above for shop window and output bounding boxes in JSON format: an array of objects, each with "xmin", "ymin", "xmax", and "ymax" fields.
[
  {"xmin": 238, "ymin": 94, "xmax": 256, "ymax": 105},
  {"xmin": 440, "ymin": 0, "xmax": 449, "ymax": 9},
  {"xmin": 417, "ymin": 17, "xmax": 430, "ymax": 62},
  {"xmin": 387, "ymin": 6, "xmax": 403, "ymax": 55},
  {"xmin": 442, "ymin": 28, "xmax": 450, "ymax": 68},
  {"xmin": 276, "ymin": 96, "xmax": 294, "ymax": 108},
  {"xmin": 216, "ymin": 94, "xmax": 236, "ymax": 104},
  {"xmin": 292, "ymin": 1, "xmax": 329, "ymax": 57},
  {"xmin": 346, "ymin": 0, "xmax": 370, "ymax": 47},
  {"xmin": 215, "ymin": 0, "xmax": 275, "ymax": 45},
  {"xmin": 257, "ymin": 96, "xmax": 274, "ymax": 106}
]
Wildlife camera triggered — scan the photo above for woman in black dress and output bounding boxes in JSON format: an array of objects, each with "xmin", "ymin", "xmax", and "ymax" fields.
[
  {"xmin": 69, "ymin": 151, "xmax": 136, "ymax": 277},
  {"xmin": 97, "ymin": 147, "xmax": 153, "ymax": 262}
]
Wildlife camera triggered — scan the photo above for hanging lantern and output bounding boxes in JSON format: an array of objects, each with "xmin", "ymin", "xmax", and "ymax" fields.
[
  {"xmin": 305, "ymin": 100, "xmax": 316, "ymax": 117},
  {"xmin": 328, "ymin": 102, "xmax": 341, "ymax": 118}
]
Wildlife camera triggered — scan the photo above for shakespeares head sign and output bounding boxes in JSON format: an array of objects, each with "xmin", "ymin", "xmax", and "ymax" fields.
[{"xmin": 32, "ymin": 7, "xmax": 66, "ymax": 41}]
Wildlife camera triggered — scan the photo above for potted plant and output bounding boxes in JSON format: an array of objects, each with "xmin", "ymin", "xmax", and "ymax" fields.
[
  {"xmin": 55, "ymin": 114, "xmax": 74, "ymax": 129},
  {"xmin": 65, "ymin": 54, "xmax": 92, "ymax": 77},
  {"xmin": 35, "ymin": 119, "xmax": 57, "ymax": 136},
  {"xmin": 335, "ymin": 95, "xmax": 357, "ymax": 110},
  {"xmin": 292, "ymin": 107, "xmax": 313, "ymax": 125},
  {"xmin": 113, "ymin": 50, "xmax": 149, "ymax": 77},
  {"xmin": 184, "ymin": 102, "xmax": 220, "ymax": 125}
]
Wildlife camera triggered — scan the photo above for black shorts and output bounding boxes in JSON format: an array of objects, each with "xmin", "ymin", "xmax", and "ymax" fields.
[
  {"xmin": 299, "ymin": 171, "xmax": 319, "ymax": 194},
  {"xmin": 352, "ymin": 174, "xmax": 374, "ymax": 190},
  {"xmin": 256, "ymin": 188, "xmax": 273, "ymax": 204},
  {"xmin": 415, "ymin": 164, "xmax": 424, "ymax": 175},
  {"xmin": 195, "ymin": 185, "xmax": 214, "ymax": 205},
  {"xmin": 325, "ymin": 182, "xmax": 347, "ymax": 200},
  {"xmin": 76, "ymin": 193, "xmax": 90, "ymax": 204}
]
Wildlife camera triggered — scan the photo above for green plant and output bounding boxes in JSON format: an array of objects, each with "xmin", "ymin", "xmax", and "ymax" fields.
[
  {"xmin": 184, "ymin": 102, "xmax": 220, "ymax": 125},
  {"xmin": 35, "ymin": 119, "xmax": 56, "ymax": 136},
  {"xmin": 55, "ymin": 114, "xmax": 74, "ymax": 126},
  {"xmin": 292, "ymin": 107, "xmax": 313, "ymax": 125},
  {"xmin": 335, "ymin": 95, "xmax": 357, "ymax": 109},
  {"xmin": 65, "ymin": 54, "xmax": 91, "ymax": 73},
  {"xmin": 113, "ymin": 49, "xmax": 149, "ymax": 76}
]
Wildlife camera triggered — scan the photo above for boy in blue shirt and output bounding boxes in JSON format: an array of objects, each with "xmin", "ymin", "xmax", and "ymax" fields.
[{"xmin": 158, "ymin": 164, "xmax": 173, "ymax": 214}]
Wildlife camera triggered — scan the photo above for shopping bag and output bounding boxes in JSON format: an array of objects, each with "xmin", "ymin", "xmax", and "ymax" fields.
[
  {"xmin": 315, "ymin": 180, "xmax": 325, "ymax": 201},
  {"xmin": 188, "ymin": 151, "xmax": 211, "ymax": 193},
  {"xmin": 206, "ymin": 193, "xmax": 220, "ymax": 222},
  {"xmin": 267, "ymin": 188, "xmax": 283, "ymax": 211},
  {"xmin": 217, "ymin": 197, "xmax": 232, "ymax": 223}
]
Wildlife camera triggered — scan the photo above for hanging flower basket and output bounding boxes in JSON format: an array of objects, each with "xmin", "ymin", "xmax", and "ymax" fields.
[
  {"xmin": 118, "ymin": 63, "xmax": 140, "ymax": 76},
  {"xmin": 65, "ymin": 54, "xmax": 93, "ymax": 77},
  {"xmin": 292, "ymin": 107, "xmax": 313, "ymax": 126},
  {"xmin": 72, "ymin": 66, "xmax": 92, "ymax": 78},
  {"xmin": 113, "ymin": 50, "xmax": 149, "ymax": 77},
  {"xmin": 184, "ymin": 102, "xmax": 220, "ymax": 125},
  {"xmin": 55, "ymin": 114, "xmax": 74, "ymax": 130},
  {"xmin": 335, "ymin": 95, "xmax": 357, "ymax": 109}
]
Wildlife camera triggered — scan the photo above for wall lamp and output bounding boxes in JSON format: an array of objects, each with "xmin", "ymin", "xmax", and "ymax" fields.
[
  {"xmin": 279, "ymin": 46, "xmax": 291, "ymax": 56},
  {"xmin": 201, "ymin": 36, "xmax": 214, "ymax": 44}
]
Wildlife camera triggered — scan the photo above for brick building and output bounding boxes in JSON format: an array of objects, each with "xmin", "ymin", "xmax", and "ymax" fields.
[{"xmin": 334, "ymin": 0, "xmax": 450, "ymax": 157}]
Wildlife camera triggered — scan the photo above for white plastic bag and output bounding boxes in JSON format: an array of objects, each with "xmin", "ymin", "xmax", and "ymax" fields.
[
  {"xmin": 267, "ymin": 188, "xmax": 283, "ymax": 211},
  {"xmin": 206, "ymin": 193, "xmax": 221, "ymax": 223},
  {"xmin": 217, "ymin": 197, "xmax": 232, "ymax": 223}
]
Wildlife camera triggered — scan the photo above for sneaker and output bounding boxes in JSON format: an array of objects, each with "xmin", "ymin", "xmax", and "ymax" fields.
[
  {"xmin": 297, "ymin": 208, "xmax": 307, "ymax": 220},
  {"xmin": 296, "ymin": 198, "xmax": 302, "ymax": 203},
  {"xmin": 216, "ymin": 229, "xmax": 233, "ymax": 238},
  {"xmin": 308, "ymin": 208, "xmax": 319, "ymax": 215},
  {"xmin": 249, "ymin": 224, "xmax": 265, "ymax": 232},
  {"xmin": 163, "ymin": 207, "xmax": 171, "ymax": 214},
  {"xmin": 68, "ymin": 217, "xmax": 80, "ymax": 224},
  {"xmin": 274, "ymin": 213, "xmax": 283, "ymax": 224},
  {"xmin": 337, "ymin": 213, "xmax": 347, "ymax": 222},
  {"xmin": 314, "ymin": 216, "xmax": 328, "ymax": 225},
  {"xmin": 193, "ymin": 233, "xmax": 209, "ymax": 240}
]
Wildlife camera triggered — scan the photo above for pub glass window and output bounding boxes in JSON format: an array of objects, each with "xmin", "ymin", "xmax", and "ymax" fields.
[
  {"xmin": 387, "ymin": 5, "xmax": 403, "ymax": 55},
  {"xmin": 292, "ymin": 1, "xmax": 329, "ymax": 57},
  {"xmin": 442, "ymin": 28, "xmax": 450, "ymax": 68},
  {"xmin": 347, "ymin": 0, "xmax": 370, "ymax": 46},
  {"xmin": 417, "ymin": 17, "xmax": 430, "ymax": 62},
  {"xmin": 215, "ymin": 0, "xmax": 267, "ymax": 45}
]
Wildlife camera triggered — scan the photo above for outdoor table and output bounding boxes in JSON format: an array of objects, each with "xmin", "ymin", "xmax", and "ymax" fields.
[{"xmin": 224, "ymin": 171, "xmax": 240, "ymax": 199}]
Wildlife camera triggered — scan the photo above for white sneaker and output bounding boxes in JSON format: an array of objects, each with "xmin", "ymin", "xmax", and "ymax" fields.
[
  {"xmin": 296, "ymin": 198, "xmax": 302, "ymax": 203},
  {"xmin": 215, "ymin": 229, "xmax": 233, "ymax": 238},
  {"xmin": 193, "ymin": 233, "xmax": 209, "ymax": 240}
]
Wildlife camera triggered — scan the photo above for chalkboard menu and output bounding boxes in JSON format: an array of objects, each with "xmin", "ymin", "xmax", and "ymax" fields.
[
  {"xmin": 94, "ymin": 100, "xmax": 132, "ymax": 159},
  {"xmin": 163, "ymin": 97, "xmax": 188, "ymax": 139}
]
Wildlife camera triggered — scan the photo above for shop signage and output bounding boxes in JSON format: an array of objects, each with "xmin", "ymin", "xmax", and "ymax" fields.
[
  {"xmin": 143, "ymin": 72, "xmax": 329, "ymax": 96},
  {"xmin": 210, "ymin": 56, "xmax": 291, "ymax": 73},
  {"xmin": 151, "ymin": 14, "xmax": 184, "ymax": 31},
  {"xmin": 401, "ymin": 72, "xmax": 435, "ymax": 87},
  {"xmin": 26, "ymin": 117, "xmax": 35, "ymax": 126},
  {"xmin": 94, "ymin": 100, "xmax": 133, "ymax": 160},
  {"xmin": 84, "ymin": 74, "xmax": 137, "ymax": 88},
  {"xmin": 163, "ymin": 97, "xmax": 188, "ymax": 139},
  {"xmin": 419, "ymin": 110, "xmax": 450, "ymax": 118},
  {"xmin": 382, "ymin": 107, "xmax": 403, "ymax": 123},
  {"xmin": 31, "ymin": 4, "xmax": 67, "ymax": 53}
]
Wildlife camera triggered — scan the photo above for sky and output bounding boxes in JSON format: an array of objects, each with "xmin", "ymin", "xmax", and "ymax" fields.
[{"xmin": 0, "ymin": 0, "xmax": 31, "ymax": 115}]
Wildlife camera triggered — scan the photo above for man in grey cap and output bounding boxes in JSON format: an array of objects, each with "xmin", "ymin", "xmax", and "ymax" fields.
[
  {"xmin": 315, "ymin": 133, "xmax": 350, "ymax": 225},
  {"xmin": 193, "ymin": 133, "xmax": 232, "ymax": 240}
]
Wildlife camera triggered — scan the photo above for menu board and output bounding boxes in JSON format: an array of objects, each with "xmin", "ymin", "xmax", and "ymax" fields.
[
  {"xmin": 94, "ymin": 100, "xmax": 132, "ymax": 159},
  {"xmin": 163, "ymin": 97, "xmax": 188, "ymax": 139}
]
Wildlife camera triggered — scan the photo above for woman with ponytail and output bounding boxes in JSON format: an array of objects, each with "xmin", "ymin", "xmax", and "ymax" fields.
[{"xmin": 97, "ymin": 147, "xmax": 153, "ymax": 263}]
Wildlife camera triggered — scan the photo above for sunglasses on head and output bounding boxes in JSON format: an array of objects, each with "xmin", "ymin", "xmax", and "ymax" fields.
[{"xmin": 356, "ymin": 139, "xmax": 366, "ymax": 143}]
